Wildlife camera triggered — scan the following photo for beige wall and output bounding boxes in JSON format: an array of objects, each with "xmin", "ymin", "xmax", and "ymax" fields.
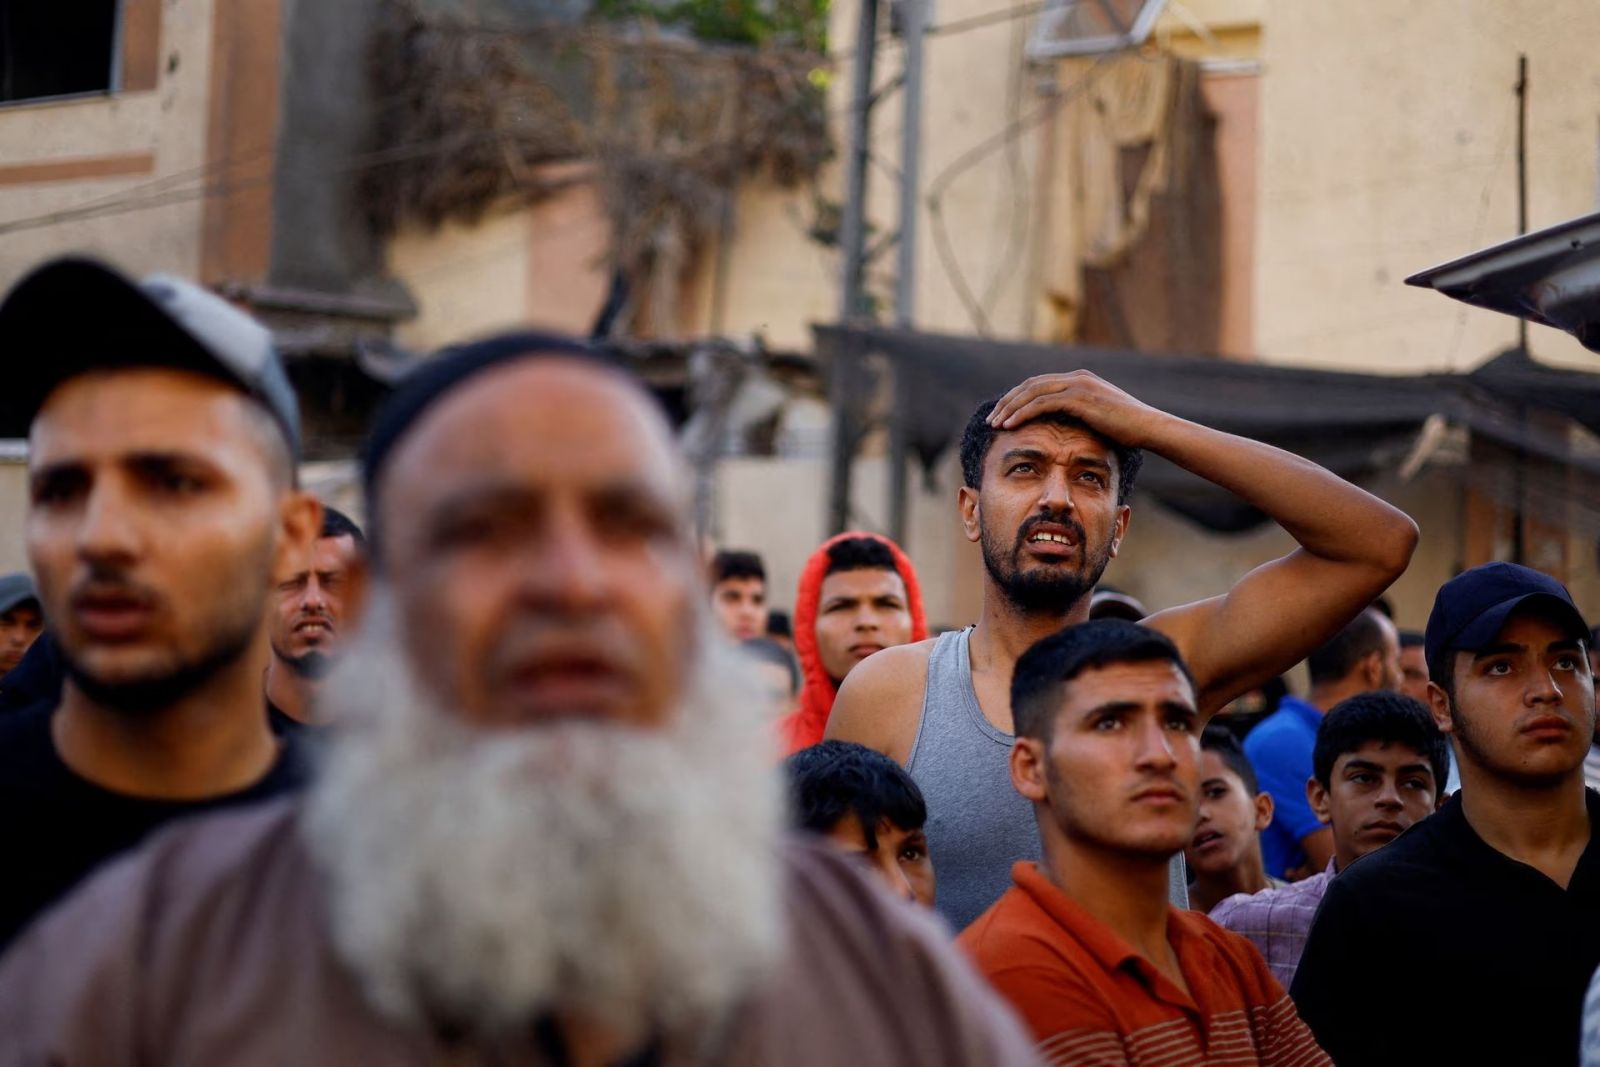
[
  {"xmin": 0, "ymin": 0, "xmax": 218, "ymax": 289},
  {"xmin": 388, "ymin": 171, "xmax": 613, "ymax": 352},
  {"xmin": 388, "ymin": 208, "xmax": 535, "ymax": 351},
  {"xmin": 1255, "ymin": 0, "xmax": 1600, "ymax": 374},
  {"xmin": 0, "ymin": 456, "xmax": 30, "ymax": 576}
]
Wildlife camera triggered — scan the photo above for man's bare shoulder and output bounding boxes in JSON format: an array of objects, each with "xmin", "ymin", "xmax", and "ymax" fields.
[{"xmin": 823, "ymin": 638, "xmax": 938, "ymax": 761}]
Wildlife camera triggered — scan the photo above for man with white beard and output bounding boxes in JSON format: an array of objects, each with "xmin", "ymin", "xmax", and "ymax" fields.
[{"xmin": 0, "ymin": 332, "xmax": 1038, "ymax": 1066}]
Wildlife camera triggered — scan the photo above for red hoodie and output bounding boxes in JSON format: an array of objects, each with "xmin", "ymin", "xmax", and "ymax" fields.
[{"xmin": 778, "ymin": 531, "xmax": 928, "ymax": 755}]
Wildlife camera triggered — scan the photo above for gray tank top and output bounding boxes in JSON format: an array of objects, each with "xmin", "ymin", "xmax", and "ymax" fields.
[{"xmin": 907, "ymin": 628, "xmax": 1188, "ymax": 932}]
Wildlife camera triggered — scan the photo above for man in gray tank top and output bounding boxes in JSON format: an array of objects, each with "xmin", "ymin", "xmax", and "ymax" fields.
[{"xmin": 827, "ymin": 371, "xmax": 1419, "ymax": 932}]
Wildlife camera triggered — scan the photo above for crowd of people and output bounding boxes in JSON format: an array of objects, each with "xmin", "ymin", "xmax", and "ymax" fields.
[{"xmin": 0, "ymin": 253, "xmax": 1598, "ymax": 1065}]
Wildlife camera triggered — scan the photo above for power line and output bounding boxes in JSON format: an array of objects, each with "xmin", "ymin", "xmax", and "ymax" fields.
[
  {"xmin": 833, "ymin": 0, "xmax": 1054, "ymax": 62},
  {"xmin": 926, "ymin": 52, "xmax": 1115, "ymax": 335}
]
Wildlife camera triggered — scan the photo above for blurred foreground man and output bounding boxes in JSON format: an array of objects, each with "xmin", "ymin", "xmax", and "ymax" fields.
[
  {"xmin": 829, "ymin": 371, "xmax": 1418, "ymax": 929},
  {"xmin": 0, "ymin": 258, "xmax": 317, "ymax": 951},
  {"xmin": 1293, "ymin": 564, "xmax": 1600, "ymax": 1066},
  {"xmin": 264, "ymin": 506, "xmax": 365, "ymax": 728},
  {"xmin": 0, "ymin": 334, "xmax": 1037, "ymax": 1066},
  {"xmin": 960, "ymin": 622, "xmax": 1329, "ymax": 1065}
]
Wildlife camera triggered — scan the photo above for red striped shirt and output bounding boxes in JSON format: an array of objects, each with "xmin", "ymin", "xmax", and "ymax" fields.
[{"xmin": 959, "ymin": 863, "xmax": 1330, "ymax": 1067}]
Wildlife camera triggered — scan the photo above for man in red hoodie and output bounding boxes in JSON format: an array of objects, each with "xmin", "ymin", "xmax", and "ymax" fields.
[{"xmin": 781, "ymin": 533, "xmax": 927, "ymax": 753}]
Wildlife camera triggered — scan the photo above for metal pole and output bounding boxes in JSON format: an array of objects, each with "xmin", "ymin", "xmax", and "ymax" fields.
[
  {"xmin": 886, "ymin": 0, "xmax": 926, "ymax": 544},
  {"xmin": 830, "ymin": 0, "xmax": 881, "ymax": 535},
  {"xmin": 825, "ymin": 330, "xmax": 858, "ymax": 534},
  {"xmin": 1515, "ymin": 54, "xmax": 1529, "ymax": 351},
  {"xmin": 838, "ymin": 0, "xmax": 880, "ymax": 321},
  {"xmin": 1512, "ymin": 54, "xmax": 1529, "ymax": 564},
  {"xmin": 893, "ymin": 0, "xmax": 925, "ymax": 327}
]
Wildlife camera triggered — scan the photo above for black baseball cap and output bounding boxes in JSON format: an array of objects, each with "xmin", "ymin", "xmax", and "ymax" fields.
[
  {"xmin": 1424, "ymin": 562, "xmax": 1591, "ymax": 681},
  {"xmin": 0, "ymin": 257, "xmax": 300, "ymax": 457}
]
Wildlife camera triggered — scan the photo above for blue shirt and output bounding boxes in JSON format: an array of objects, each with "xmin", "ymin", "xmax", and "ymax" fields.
[{"xmin": 1243, "ymin": 696, "xmax": 1324, "ymax": 878}]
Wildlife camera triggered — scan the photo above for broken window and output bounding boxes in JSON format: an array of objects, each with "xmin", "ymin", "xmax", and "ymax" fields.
[{"xmin": 0, "ymin": 0, "xmax": 120, "ymax": 105}]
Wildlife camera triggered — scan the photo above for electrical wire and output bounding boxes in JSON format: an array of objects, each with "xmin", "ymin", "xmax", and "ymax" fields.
[{"xmin": 925, "ymin": 53, "xmax": 1115, "ymax": 335}]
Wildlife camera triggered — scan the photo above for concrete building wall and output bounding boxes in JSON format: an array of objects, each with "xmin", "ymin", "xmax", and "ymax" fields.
[
  {"xmin": 0, "ymin": 0, "xmax": 219, "ymax": 289},
  {"xmin": 387, "ymin": 170, "xmax": 613, "ymax": 352},
  {"xmin": 1255, "ymin": 0, "xmax": 1600, "ymax": 374},
  {"xmin": 0, "ymin": 459, "xmax": 31, "ymax": 575}
]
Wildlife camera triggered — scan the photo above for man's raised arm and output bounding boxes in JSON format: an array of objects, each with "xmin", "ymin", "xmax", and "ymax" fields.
[{"xmin": 989, "ymin": 373, "xmax": 1418, "ymax": 716}]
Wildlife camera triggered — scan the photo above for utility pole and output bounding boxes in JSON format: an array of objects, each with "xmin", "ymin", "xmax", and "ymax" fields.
[
  {"xmin": 1515, "ymin": 53, "xmax": 1529, "ymax": 351},
  {"xmin": 1512, "ymin": 53, "xmax": 1529, "ymax": 564},
  {"xmin": 829, "ymin": 0, "xmax": 882, "ymax": 533},
  {"xmin": 886, "ymin": 0, "xmax": 927, "ymax": 544}
]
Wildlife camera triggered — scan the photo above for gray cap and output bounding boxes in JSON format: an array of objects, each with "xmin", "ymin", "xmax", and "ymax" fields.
[
  {"xmin": 0, "ymin": 573, "xmax": 38, "ymax": 616},
  {"xmin": 0, "ymin": 257, "xmax": 300, "ymax": 457}
]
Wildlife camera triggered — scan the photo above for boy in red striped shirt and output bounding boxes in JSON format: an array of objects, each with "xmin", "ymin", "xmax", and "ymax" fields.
[{"xmin": 960, "ymin": 620, "xmax": 1329, "ymax": 1066}]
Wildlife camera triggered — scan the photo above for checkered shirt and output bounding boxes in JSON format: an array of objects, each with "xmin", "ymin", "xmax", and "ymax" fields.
[{"xmin": 1208, "ymin": 860, "xmax": 1337, "ymax": 990}]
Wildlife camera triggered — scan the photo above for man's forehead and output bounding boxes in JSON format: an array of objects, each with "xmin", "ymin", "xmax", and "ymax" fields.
[
  {"xmin": 989, "ymin": 420, "xmax": 1116, "ymax": 464},
  {"xmin": 1340, "ymin": 740, "xmax": 1433, "ymax": 768},
  {"xmin": 1064, "ymin": 658, "xmax": 1195, "ymax": 706},
  {"xmin": 312, "ymin": 536, "xmax": 358, "ymax": 565},
  {"xmin": 820, "ymin": 566, "xmax": 906, "ymax": 597},
  {"xmin": 382, "ymin": 359, "xmax": 685, "ymax": 505},
  {"xmin": 30, "ymin": 367, "xmax": 255, "ymax": 458}
]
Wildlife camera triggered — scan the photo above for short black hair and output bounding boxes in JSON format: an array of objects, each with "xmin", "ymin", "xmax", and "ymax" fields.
[
  {"xmin": 1313, "ymin": 691, "xmax": 1449, "ymax": 800},
  {"xmin": 741, "ymin": 636, "xmax": 799, "ymax": 695},
  {"xmin": 786, "ymin": 740, "xmax": 928, "ymax": 851},
  {"xmin": 1201, "ymin": 724, "xmax": 1260, "ymax": 795},
  {"xmin": 1011, "ymin": 619, "xmax": 1196, "ymax": 741},
  {"xmin": 824, "ymin": 536, "xmax": 898, "ymax": 578},
  {"xmin": 959, "ymin": 397, "xmax": 1143, "ymax": 505},
  {"xmin": 1399, "ymin": 630, "xmax": 1424, "ymax": 650},
  {"xmin": 1307, "ymin": 609, "xmax": 1390, "ymax": 687},
  {"xmin": 765, "ymin": 609, "xmax": 792, "ymax": 640},
  {"xmin": 320, "ymin": 505, "xmax": 366, "ymax": 546},
  {"xmin": 711, "ymin": 549, "xmax": 765, "ymax": 584}
]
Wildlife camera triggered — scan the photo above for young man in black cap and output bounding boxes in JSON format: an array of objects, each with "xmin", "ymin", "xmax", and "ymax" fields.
[
  {"xmin": 0, "ymin": 257, "xmax": 320, "ymax": 949},
  {"xmin": 1292, "ymin": 562, "xmax": 1600, "ymax": 1066}
]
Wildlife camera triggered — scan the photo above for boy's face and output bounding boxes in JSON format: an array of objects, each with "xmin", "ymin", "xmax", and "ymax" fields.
[
  {"xmin": 1309, "ymin": 739, "xmax": 1438, "ymax": 870},
  {"xmin": 712, "ymin": 576, "xmax": 766, "ymax": 642},
  {"xmin": 822, "ymin": 812, "xmax": 935, "ymax": 907},
  {"xmin": 1185, "ymin": 750, "xmax": 1272, "ymax": 879}
]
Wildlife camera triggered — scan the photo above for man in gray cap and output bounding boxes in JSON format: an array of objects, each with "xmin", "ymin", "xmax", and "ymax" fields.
[
  {"xmin": 0, "ymin": 257, "xmax": 320, "ymax": 950},
  {"xmin": 0, "ymin": 331, "xmax": 1036, "ymax": 1066},
  {"xmin": 0, "ymin": 572, "xmax": 43, "ymax": 677}
]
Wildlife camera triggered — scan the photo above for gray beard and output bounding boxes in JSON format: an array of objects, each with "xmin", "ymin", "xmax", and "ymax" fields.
[{"xmin": 301, "ymin": 592, "xmax": 786, "ymax": 1045}]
